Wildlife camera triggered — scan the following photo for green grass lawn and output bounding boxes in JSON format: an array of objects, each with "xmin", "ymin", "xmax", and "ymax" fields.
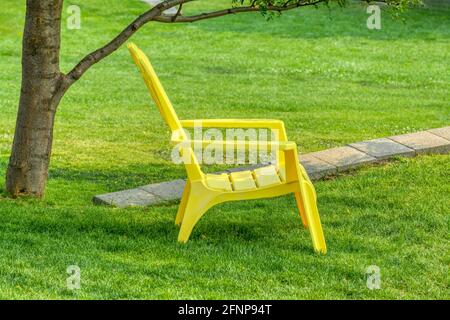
[{"xmin": 0, "ymin": 0, "xmax": 449, "ymax": 299}]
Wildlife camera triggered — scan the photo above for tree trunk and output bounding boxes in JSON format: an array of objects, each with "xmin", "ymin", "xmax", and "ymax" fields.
[{"xmin": 6, "ymin": 0, "xmax": 64, "ymax": 197}]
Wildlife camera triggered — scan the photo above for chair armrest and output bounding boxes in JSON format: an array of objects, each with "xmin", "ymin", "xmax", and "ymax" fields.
[
  {"xmin": 180, "ymin": 119, "xmax": 288, "ymax": 141},
  {"xmin": 171, "ymin": 138, "xmax": 296, "ymax": 151},
  {"xmin": 180, "ymin": 119, "xmax": 283, "ymax": 129}
]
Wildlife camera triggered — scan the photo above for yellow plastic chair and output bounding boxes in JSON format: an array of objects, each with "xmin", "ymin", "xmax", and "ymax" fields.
[{"xmin": 127, "ymin": 43, "xmax": 327, "ymax": 254}]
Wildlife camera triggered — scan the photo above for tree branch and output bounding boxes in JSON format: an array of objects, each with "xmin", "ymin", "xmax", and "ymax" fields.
[
  {"xmin": 172, "ymin": 3, "xmax": 183, "ymax": 22},
  {"xmin": 64, "ymin": 0, "xmax": 193, "ymax": 87},
  {"xmin": 154, "ymin": 0, "xmax": 325, "ymax": 23},
  {"xmin": 64, "ymin": 0, "xmax": 325, "ymax": 88}
]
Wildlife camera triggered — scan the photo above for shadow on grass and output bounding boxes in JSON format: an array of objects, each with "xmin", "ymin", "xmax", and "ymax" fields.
[
  {"xmin": 47, "ymin": 162, "xmax": 264, "ymax": 194},
  {"xmin": 191, "ymin": 6, "xmax": 450, "ymax": 41},
  {"xmin": 2, "ymin": 196, "xmax": 312, "ymax": 250},
  {"xmin": 47, "ymin": 163, "xmax": 186, "ymax": 191}
]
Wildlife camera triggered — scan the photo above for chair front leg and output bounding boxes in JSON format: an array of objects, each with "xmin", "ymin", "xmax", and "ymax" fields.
[
  {"xmin": 283, "ymin": 148, "xmax": 308, "ymax": 227},
  {"xmin": 294, "ymin": 192, "xmax": 309, "ymax": 229},
  {"xmin": 178, "ymin": 183, "xmax": 216, "ymax": 243}
]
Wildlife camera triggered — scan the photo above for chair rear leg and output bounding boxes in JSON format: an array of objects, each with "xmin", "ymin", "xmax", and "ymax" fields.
[{"xmin": 175, "ymin": 180, "xmax": 191, "ymax": 226}]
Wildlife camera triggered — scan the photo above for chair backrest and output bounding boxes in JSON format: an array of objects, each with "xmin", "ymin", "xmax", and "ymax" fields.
[
  {"xmin": 127, "ymin": 43, "xmax": 185, "ymax": 135},
  {"xmin": 128, "ymin": 43, "xmax": 203, "ymax": 181}
]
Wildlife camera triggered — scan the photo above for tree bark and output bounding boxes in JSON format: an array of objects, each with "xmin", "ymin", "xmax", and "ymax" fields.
[{"xmin": 6, "ymin": 0, "xmax": 64, "ymax": 197}]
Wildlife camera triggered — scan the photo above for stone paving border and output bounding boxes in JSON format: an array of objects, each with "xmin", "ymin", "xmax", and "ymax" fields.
[{"xmin": 93, "ymin": 126, "xmax": 450, "ymax": 208}]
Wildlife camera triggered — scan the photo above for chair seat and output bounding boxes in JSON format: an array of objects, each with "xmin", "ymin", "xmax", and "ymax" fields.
[{"xmin": 206, "ymin": 165, "xmax": 284, "ymax": 192}]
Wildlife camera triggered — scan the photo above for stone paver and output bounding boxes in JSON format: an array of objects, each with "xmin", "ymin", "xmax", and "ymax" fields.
[
  {"xmin": 349, "ymin": 138, "xmax": 415, "ymax": 160},
  {"xmin": 390, "ymin": 131, "xmax": 450, "ymax": 154},
  {"xmin": 93, "ymin": 127, "xmax": 450, "ymax": 208},
  {"xmin": 428, "ymin": 126, "xmax": 450, "ymax": 141},
  {"xmin": 299, "ymin": 154, "xmax": 337, "ymax": 179},
  {"xmin": 140, "ymin": 179, "xmax": 185, "ymax": 201},
  {"xmin": 93, "ymin": 188, "xmax": 160, "ymax": 208},
  {"xmin": 309, "ymin": 146, "xmax": 377, "ymax": 171}
]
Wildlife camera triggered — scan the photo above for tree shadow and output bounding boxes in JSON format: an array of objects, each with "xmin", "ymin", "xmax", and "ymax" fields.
[
  {"xmin": 189, "ymin": 5, "xmax": 450, "ymax": 41},
  {"xmin": 47, "ymin": 163, "xmax": 186, "ymax": 192}
]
